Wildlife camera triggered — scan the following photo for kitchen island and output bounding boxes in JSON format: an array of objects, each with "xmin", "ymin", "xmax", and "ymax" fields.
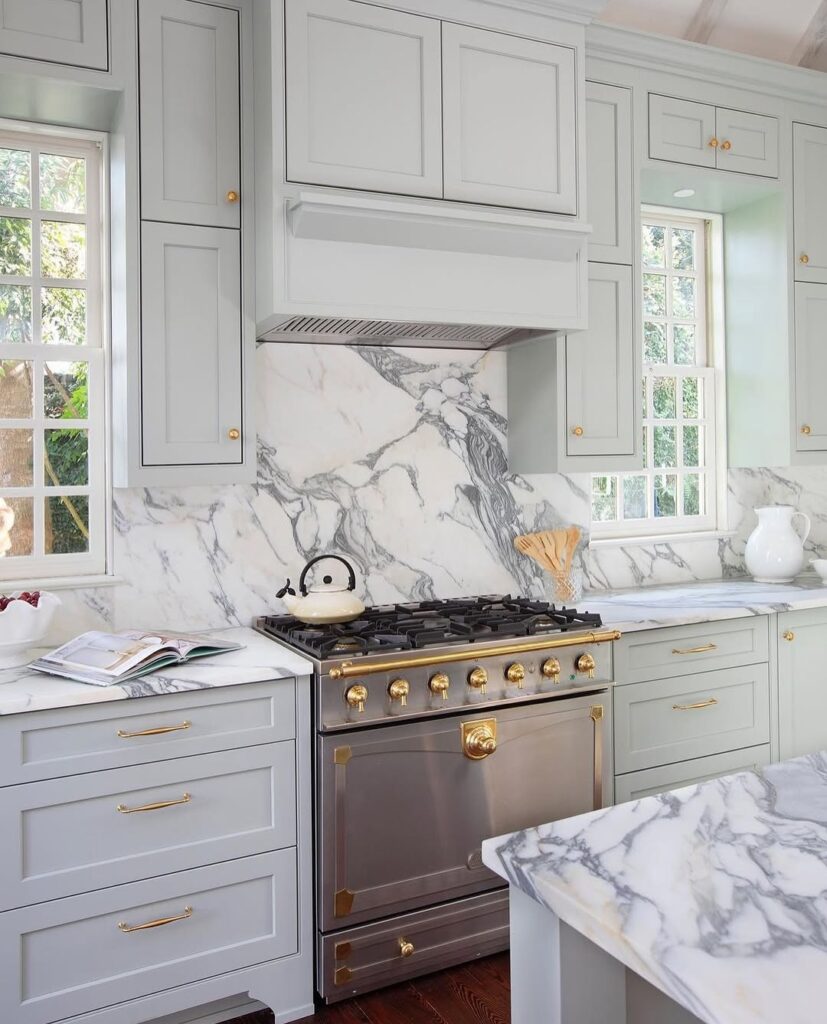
[{"xmin": 483, "ymin": 753, "xmax": 827, "ymax": 1024}]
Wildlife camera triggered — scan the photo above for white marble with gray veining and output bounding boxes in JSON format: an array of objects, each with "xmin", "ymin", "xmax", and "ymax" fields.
[
  {"xmin": 0, "ymin": 626, "xmax": 312, "ymax": 715},
  {"xmin": 483, "ymin": 752, "xmax": 827, "ymax": 1024}
]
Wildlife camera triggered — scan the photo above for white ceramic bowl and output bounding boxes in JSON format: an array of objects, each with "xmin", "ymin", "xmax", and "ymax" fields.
[
  {"xmin": 0, "ymin": 592, "xmax": 61, "ymax": 668},
  {"xmin": 810, "ymin": 559, "xmax": 827, "ymax": 583}
]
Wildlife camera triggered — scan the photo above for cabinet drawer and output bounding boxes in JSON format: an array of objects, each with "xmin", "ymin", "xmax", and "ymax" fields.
[
  {"xmin": 614, "ymin": 744, "xmax": 772, "ymax": 803},
  {"xmin": 0, "ymin": 744, "xmax": 296, "ymax": 909},
  {"xmin": 0, "ymin": 851, "xmax": 297, "ymax": 1024},
  {"xmin": 613, "ymin": 617, "xmax": 769, "ymax": 683},
  {"xmin": 613, "ymin": 664, "xmax": 770, "ymax": 774},
  {"xmin": 0, "ymin": 681, "xmax": 295, "ymax": 784}
]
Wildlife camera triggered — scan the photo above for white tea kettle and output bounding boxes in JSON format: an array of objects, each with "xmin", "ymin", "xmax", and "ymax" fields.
[{"xmin": 277, "ymin": 555, "xmax": 365, "ymax": 624}]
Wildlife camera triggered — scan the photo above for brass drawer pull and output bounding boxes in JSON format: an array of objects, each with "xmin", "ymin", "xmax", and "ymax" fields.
[
  {"xmin": 672, "ymin": 697, "xmax": 719, "ymax": 711},
  {"xmin": 117, "ymin": 720, "xmax": 191, "ymax": 739},
  {"xmin": 118, "ymin": 905, "xmax": 193, "ymax": 933},
  {"xmin": 117, "ymin": 792, "xmax": 191, "ymax": 814},
  {"xmin": 399, "ymin": 937, "xmax": 415, "ymax": 958},
  {"xmin": 672, "ymin": 643, "xmax": 718, "ymax": 655}
]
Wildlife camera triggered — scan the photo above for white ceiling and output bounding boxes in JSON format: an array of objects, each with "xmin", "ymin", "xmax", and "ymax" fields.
[{"xmin": 599, "ymin": 0, "xmax": 827, "ymax": 71}]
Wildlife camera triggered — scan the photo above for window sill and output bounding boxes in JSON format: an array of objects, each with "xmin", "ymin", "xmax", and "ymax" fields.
[
  {"xmin": 0, "ymin": 574, "xmax": 123, "ymax": 592},
  {"xmin": 589, "ymin": 530, "xmax": 736, "ymax": 550}
]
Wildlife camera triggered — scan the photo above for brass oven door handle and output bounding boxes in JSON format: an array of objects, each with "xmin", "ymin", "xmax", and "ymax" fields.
[
  {"xmin": 118, "ymin": 906, "xmax": 193, "ymax": 933},
  {"xmin": 671, "ymin": 643, "xmax": 718, "ymax": 655},
  {"xmin": 117, "ymin": 792, "xmax": 191, "ymax": 814},
  {"xmin": 117, "ymin": 720, "xmax": 191, "ymax": 739},
  {"xmin": 672, "ymin": 697, "xmax": 719, "ymax": 711}
]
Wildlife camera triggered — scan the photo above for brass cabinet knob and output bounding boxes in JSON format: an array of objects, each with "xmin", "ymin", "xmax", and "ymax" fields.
[
  {"xmin": 388, "ymin": 678, "xmax": 409, "ymax": 707},
  {"xmin": 720, "ymin": 139, "xmax": 732, "ymax": 151},
  {"xmin": 802, "ymin": 425, "xmax": 813, "ymax": 435},
  {"xmin": 571, "ymin": 425, "xmax": 584, "ymax": 437},
  {"xmin": 429, "ymin": 672, "xmax": 450, "ymax": 700},
  {"xmin": 783, "ymin": 630, "xmax": 795, "ymax": 642},
  {"xmin": 399, "ymin": 937, "xmax": 415, "ymax": 958},
  {"xmin": 345, "ymin": 684, "xmax": 368, "ymax": 713},
  {"xmin": 226, "ymin": 190, "xmax": 240, "ymax": 203},
  {"xmin": 708, "ymin": 137, "xmax": 719, "ymax": 148},
  {"xmin": 541, "ymin": 657, "xmax": 561, "ymax": 681},
  {"xmin": 505, "ymin": 663, "xmax": 525, "ymax": 688},
  {"xmin": 227, "ymin": 427, "xmax": 240, "ymax": 440},
  {"xmin": 575, "ymin": 653, "xmax": 596, "ymax": 679},
  {"xmin": 800, "ymin": 253, "xmax": 810, "ymax": 265},
  {"xmin": 467, "ymin": 667, "xmax": 488, "ymax": 693},
  {"xmin": 462, "ymin": 721, "xmax": 497, "ymax": 760}
]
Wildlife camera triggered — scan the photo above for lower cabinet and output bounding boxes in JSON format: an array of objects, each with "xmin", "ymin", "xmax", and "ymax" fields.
[
  {"xmin": 614, "ymin": 745, "xmax": 772, "ymax": 803},
  {"xmin": 778, "ymin": 607, "xmax": 827, "ymax": 759}
]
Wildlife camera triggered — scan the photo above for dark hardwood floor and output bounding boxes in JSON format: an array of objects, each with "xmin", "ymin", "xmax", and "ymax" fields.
[{"xmin": 229, "ymin": 954, "xmax": 510, "ymax": 1024}]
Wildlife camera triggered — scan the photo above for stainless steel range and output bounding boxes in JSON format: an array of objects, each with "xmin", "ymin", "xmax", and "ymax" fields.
[{"xmin": 256, "ymin": 596, "xmax": 620, "ymax": 1002}]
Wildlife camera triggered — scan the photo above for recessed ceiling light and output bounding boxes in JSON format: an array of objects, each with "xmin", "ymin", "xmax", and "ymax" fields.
[{"xmin": 673, "ymin": 187, "xmax": 696, "ymax": 198}]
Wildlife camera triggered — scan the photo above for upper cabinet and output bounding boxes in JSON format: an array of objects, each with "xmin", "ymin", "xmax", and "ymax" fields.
[
  {"xmin": 586, "ymin": 81, "xmax": 633, "ymax": 264},
  {"xmin": 139, "ymin": 0, "xmax": 241, "ymax": 227},
  {"xmin": 441, "ymin": 24, "xmax": 577, "ymax": 213},
  {"xmin": 793, "ymin": 122, "xmax": 827, "ymax": 283},
  {"xmin": 793, "ymin": 283, "xmax": 827, "ymax": 452},
  {"xmin": 648, "ymin": 95, "xmax": 778, "ymax": 178},
  {"xmin": 0, "ymin": 0, "xmax": 108, "ymax": 70}
]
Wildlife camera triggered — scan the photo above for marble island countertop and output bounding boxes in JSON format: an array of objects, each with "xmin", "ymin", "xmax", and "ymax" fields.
[
  {"xmin": 583, "ymin": 576, "xmax": 827, "ymax": 633},
  {"xmin": 483, "ymin": 752, "xmax": 827, "ymax": 1024},
  {"xmin": 0, "ymin": 626, "xmax": 313, "ymax": 715}
]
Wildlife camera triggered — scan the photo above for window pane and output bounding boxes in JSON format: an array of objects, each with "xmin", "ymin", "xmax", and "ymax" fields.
[
  {"xmin": 642, "ymin": 425, "xmax": 648, "ymax": 465},
  {"xmin": 682, "ymin": 377, "xmax": 701, "ymax": 419},
  {"xmin": 44, "ymin": 427, "xmax": 88, "ymax": 486},
  {"xmin": 654, "ymin": 474, "xmax": 677, "ymax": 517},
  {"xmin": 44, "ymin": 361, "xmax": 88, "ymax": 419},
  {"xmin": 0, "ymin": 496, "xmax": 33, "ymax": 556},
  {"xmin": 592, "ymin": 476, "xmax": 618, "ymax": 522},
  {"xmin": 0, "ymin": 148, "xmax": 31, "ymax": 208},
  {"xmin": 643, "ymin": 274, "xmax": 666, "ymax": 316},
  {"xmin": 39, "ymin": 153, "xmax": 86, "ymax": 214},
  {"xmin": 653, "ymin": 425, "xmax": 677, "ymax": 467},
  {"xmin": 644, "ymin": 322, "xmax": 667, "ymax": 363},
  {"xmin": 41, "ymin": 220, "xmax": 86, "ymax": 279},
  {"xmin": 642, "ymin": 224, "xmax": 665, "ymax": 267},
  {"xmin": 0, "ymin": 428, "xmax": 33, "ymax": 485},
  {"xmin": 45, "ymin": 494, "xmax": 88, "ymax": 554},
  {"xmin": 683, "ymin": 425, "xmax": 700, "ymax": 467},
  {"xmin": 684, "ymin": 474, "xmax": 701, "ymax": 516},
  {"xmin": 0, "ymin": 285, "xmax": 32, "ymax": 343},
  {"xmin": 623, "ymin": 475, "xmax": 647, "ymax": 519},
  {"xmin": 653, "ymin": 377, "xmax": 677, "ymax": 418},
  {"xmin": 42, "ymin": 287, "xmax": 86, "ymax": 344},
  {"xmin": 672, "ymin": 276, "xmax": 696, "ymax": 318},
  {"xmin": 672, "ymin": 228, "xmax": 695, "ymax": 270},
  {"xmin": 0, "ymin": 216, "xmax": 31, "ymax": 275},
  {"xmin": 0, "ymin": 358, "xmax": 33, "ymax": 417},
  {"xmin": 673, "ymin": 325, "xmax": 696, "ymax": 365}
]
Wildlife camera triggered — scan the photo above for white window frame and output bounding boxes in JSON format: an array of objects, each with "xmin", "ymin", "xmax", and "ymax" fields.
[
  {"xmin": 591, "ymin": 207, "xmax": 728, "ymax": 541},
  {"xmin": 0, "ymin": 122, "xmax": 111, "ymax": 583}
]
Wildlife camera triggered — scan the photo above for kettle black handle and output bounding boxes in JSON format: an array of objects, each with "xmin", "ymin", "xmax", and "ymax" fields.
[{"xmin": 298, "ymin": 555, "xmax": 357, "ymax": 596}]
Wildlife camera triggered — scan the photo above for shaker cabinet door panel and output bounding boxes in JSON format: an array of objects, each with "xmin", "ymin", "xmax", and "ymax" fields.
[
  {"xmin": 0, "ymin": 0, "xmax": 108, "ymax": 70},
  {"xmin": 586, "ymin": 81, "xmax": 633, "ymax": 264},
  {"xmin": 778, "ymin": 609, "xmax": 827, "ymax": 759},
  {"xmin": 285, "ymin": 0, "xmax": 443, "ymax": 198},
  {"xmin": 565, "ymin": 263, "xmax": 635, "ymax": 457},
  {"xmin": 794, "ymin": 283, "xmax": 827, "ymax": 451},
  {"xmin": 441, "ymin": 24, "xmax": 577, "ymax": 213},
  {"xmin": 793, "ymin": 123, "xmax": 827, "ymax": 283},
  {"xmin": 715, "ymin": 107, "xmax": 778, "ymax": 178},
  {"xmin": 649, "ymin": 95, "xmax": 716, "ymax": 168},
  {"xmin": 139, "ymin": 0, "xmax": 240, "ymax": 227},
  {"xmin": 140, "ymin": 222, "xmax": 242, "ymax": 467}
]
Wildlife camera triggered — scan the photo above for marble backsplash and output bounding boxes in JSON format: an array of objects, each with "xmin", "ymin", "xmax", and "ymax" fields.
[{"xmin": 34, "ymin": 344, "xmax": 827, "ymax": 637}]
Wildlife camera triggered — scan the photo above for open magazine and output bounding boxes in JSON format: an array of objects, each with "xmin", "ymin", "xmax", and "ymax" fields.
[{"xmin": 29, "ymin": 630, "xmax": 242, "ymax": 686}]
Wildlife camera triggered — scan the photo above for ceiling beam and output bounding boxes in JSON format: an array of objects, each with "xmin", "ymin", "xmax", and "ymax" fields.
[
  {"xmin": 792, "ymin": 0, "xmax": 827, "ymax": 69},
  {"xmin": 684, "ymin": 0, "xmax": 729, "ymax": 45}
]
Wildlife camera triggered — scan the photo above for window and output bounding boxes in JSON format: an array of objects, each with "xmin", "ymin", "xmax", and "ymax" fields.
[
  {"xmin": 0, "ymin": 127, "xmax": 107, "ymax": 581},
  {"xmin": 592, "ymin": 210, "xmax": 725, "ymax": 538}
]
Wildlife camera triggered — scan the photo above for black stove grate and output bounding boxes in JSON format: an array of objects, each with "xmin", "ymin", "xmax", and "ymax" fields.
[{"xmin": 258, "ymin": 595, "xmax": 603, "ymax": 659}]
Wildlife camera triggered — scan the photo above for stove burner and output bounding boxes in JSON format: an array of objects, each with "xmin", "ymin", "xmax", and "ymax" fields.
[{"xmin": 259, "ymin": 595, "xmax": 603, "ymax": 659}]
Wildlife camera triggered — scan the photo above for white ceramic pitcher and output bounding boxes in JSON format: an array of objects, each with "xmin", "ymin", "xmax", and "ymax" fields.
[{"xmin": 744, "ymin": 506, "xmax": 811, "ymax": 583}]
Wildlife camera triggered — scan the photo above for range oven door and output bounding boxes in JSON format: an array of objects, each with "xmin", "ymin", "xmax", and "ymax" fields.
[{"xmin": 317, "ymin": 691, "xmax": 609, "ymax": 932}]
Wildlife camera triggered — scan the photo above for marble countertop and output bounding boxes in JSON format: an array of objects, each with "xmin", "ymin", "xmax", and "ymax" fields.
[
  {"xmin": 483, "ymin": 752, "xmax": 827, "ymax": 1024},
  {"xmin": 583, "ymin": 576, "xmax": 827, "ymax": 633},
  {"xmin": 0, "ymin": 627, "xmax": 313, "ymax": 715}
]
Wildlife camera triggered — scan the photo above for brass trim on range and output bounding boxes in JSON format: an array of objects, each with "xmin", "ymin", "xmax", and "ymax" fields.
[
  {"xmin": 334, "ymin": 941, "xmax": 352, "ymax": 961},
  {"xmin": 333, "ymin": 745, "xmax": 352, "ymax": 765},
  {"xmin": 334, "ymin": 966, "xmax": 353, "ymax": 986},
  {"xmin": 335, "ymin": 888, "xmax": 355, "ymax": 917},
  {"xmin": 671, "ymin": 642, "xmax": 718, "ymax": 655},
  {"xmin": 590, "ymin": 704, "xmax": 604, "ymax": 809},
  {"xmin": 116, "ymin": 792, "xmax": 191, "ymax": 814},
  {"xmin": 117, "ymin": 720, "xmax": 191, "ymax": 739},
  {"xmin": 328, "ymin": 630, "xmax": 622, "ymax": 679},
  {"xmin": 118, "ymin": 905, "xmax": 193, "ymax": 933},
  {"xmin": 672, "ymin": 697, "xmax": 719, "ymax": 711},
  {"xmin": 461, "ymin": 718, "xmax": 497, "ymax": 760}
]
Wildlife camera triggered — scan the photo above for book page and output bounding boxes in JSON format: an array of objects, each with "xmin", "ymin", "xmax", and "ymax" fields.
[{"xmin": 40, "ymin": 631, "xmax": 169, "ymax": 677}]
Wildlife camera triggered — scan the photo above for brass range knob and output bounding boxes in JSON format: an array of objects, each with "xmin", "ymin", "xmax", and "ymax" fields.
[
  {"xmin": 505, "ymin": 663, "xmax": 525, "ymax": 688},
  {"xmin": 800, "ymin": 253, "xmax": 810, "ymax": 265},
  {"xmin": 462, "ymin": 721, "xmax": 497, "ymax": 760},
  {"xmin": 575, "ymin": 653, "xmax": 596, "ymax": 679},
  {"xmin": 541, "ymin": 658, "xmax": 561, "ymax": 682},
  {"xmin": 345, "ymin": 684, "xmax": 368, "ymax": 713},
  {"xmin": 388, "ymin": 678, "xmax": 409, "ymax": 707},
  {"xmin": 720, "ymin": 139, "xmax": 732, "ymax": 151},
  {"xmin": 399, "ymin": 937, "xmax": 415, "ymax": 958},
  {"xmin": 429, "ymin": 672, "xmax": 450, "ymax": 701},
  {"xmin": 467, "ymin": 667, "xmax": 488, "ymax": 693},
  {"xmin": 802, "ymin": 425, "xmax": 812, "ymax": 435},
  {"xmin": 226, "ymin": 189, "xmax": 240, "ymax": 203}
]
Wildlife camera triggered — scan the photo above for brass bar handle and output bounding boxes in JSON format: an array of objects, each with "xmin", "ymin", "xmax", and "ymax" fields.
[
  {"xmin": 117, "ymin": 792, "xmax": 191, "ymax": 815},
  {"xmin": 117, "ymin": 720, "xmax": 191, "ymax": 739},
  {"xmin": 118, "ymin": 906, "xmax": 193, "ymax": 933},
  {"xmin": 671, "ymin": 643, "xmax": 718, "ymax": 655},
  {"xmin": 672, "ymin": 697, "xmax": 719, "ymax": 711}
]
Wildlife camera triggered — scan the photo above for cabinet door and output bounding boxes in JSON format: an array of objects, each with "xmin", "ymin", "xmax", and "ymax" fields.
[
  {"xmin": 793, "ymin": 123, "xmax": 827, "ymax": 283},
  {"xmin": 139, "ymin": 0, "xmax": 240, "ymax": 228},
  {"xmin": 0, "ymin": 0, "xmax": 108, "ymax": 70},
  {"xmin": 649, "ymin": 94, "xmax": 716, "ymax": 168},
  {"xmin": 715, "ymin": 108, "xmax": 778, "ymax": 178},
  {"xmin": 140, "ymin": 222, "xmax": 242, "ymax": 466},
  {"xmin": 586, "ymin": 82, "xmax": 633, "ymax": 264},
  {"xmin": 565, "ymin": 263, "xmax": 635, "ymax": 457},
  {"xmin": 794, "ymin": 282, "xmax": 827, "ymax": 451},
  {"xmin": 778, "ymin": 609, "xmax": 827, "ymax": 759},
  {"xmin": 442, "ymin": 24, "xmax": 577, "ymax": 214},
  {"xmin": 285, "ymin": 0, "xmax": 443, "ymax": 198}
]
